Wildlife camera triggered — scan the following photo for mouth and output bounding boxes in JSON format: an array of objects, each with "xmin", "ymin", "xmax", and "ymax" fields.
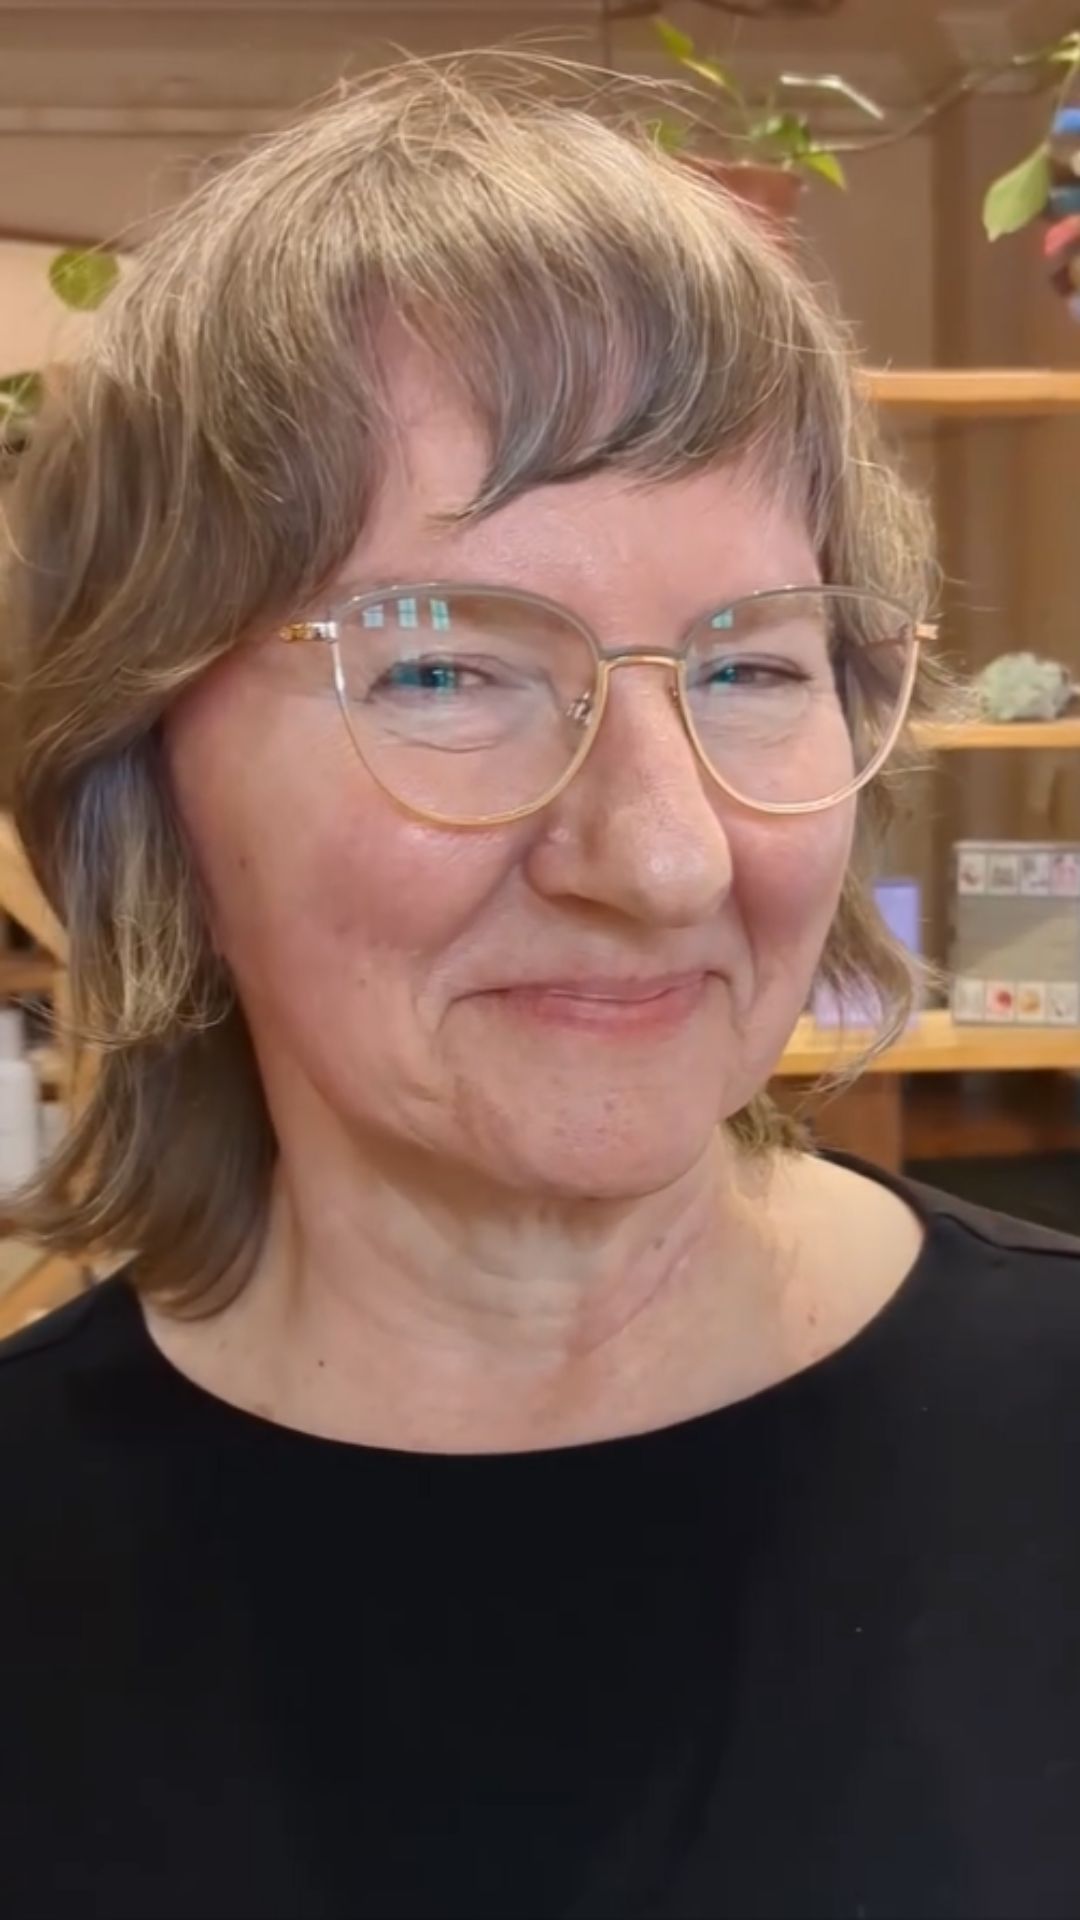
[{"xmin": 486, "ymin": 973, "xmax": 712, "ymax": 1036}]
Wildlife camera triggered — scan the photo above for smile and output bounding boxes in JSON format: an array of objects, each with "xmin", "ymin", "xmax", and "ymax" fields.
[{"xmin": 487, "ymin": 974, "xmax": 711, "ymax": 1036}]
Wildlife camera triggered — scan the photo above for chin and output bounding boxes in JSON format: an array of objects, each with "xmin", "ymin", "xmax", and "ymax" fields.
[{"xmin": 460, "ymin": 1083, "xmax": 732, "ymax": 1200}]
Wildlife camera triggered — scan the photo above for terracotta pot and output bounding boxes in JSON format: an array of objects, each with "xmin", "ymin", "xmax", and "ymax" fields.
[{"xmin": 681, "ymin": 158, "xmax": 803, "ymax": 235}]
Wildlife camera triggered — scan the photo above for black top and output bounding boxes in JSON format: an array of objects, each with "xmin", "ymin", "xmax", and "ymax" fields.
[{"xmin": 3, "ymin": 1161, "xmax": 1080, "ymax": 1920}]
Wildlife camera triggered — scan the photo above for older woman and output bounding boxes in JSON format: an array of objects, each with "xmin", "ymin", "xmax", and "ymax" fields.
[{"xmin": 2, "ymin": 51, "xmax": 1079, "ymax": 1920}]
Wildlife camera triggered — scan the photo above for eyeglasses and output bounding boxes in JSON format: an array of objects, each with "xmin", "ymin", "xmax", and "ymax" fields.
[{"xmin": 279, "ymin": 582, "xmax": 935, "ymax": 828}]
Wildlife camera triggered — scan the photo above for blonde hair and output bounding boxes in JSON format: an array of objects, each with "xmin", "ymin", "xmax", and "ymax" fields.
[{"xmin": 3, "ymin": 52, "xmax": 940, "ymax": 1312}]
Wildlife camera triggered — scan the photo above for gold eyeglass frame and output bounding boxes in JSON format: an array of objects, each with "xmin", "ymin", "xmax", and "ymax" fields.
[{"xmin": 279, "ymin": 581, "xmax": 937, "ymax": 829}]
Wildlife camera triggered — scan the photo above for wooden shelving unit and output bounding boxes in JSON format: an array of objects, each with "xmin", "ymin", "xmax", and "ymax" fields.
[
  {"xmin": 866, "ymin": 367, "xmax": 1080, "ymax": 416},
  {"xmin": 778, "ymin": 1009, "xmax": 1080, "ymax": 1079}
]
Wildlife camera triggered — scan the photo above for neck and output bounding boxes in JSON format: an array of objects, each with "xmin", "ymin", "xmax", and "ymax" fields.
[
  {"xmin": 170, "ymin": 1080, "xmax": 792, "ymax": 1452},
  {"xmin": 267, "ymin": 1121, "xmax": 750, "ymax": 1357}
]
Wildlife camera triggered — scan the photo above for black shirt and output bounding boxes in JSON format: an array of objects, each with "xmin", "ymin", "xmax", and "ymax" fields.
[{"xmin": 3, "ymin": 1162, "xmax": 1080, "ymax": 1920}]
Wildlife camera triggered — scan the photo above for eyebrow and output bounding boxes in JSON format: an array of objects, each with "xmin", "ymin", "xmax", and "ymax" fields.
[{"xmin": 333, "ymin": 573, "xmax": 428, "ymax": 596}]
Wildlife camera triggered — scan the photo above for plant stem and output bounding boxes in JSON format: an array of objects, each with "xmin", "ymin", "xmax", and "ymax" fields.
[{"xmin": 798, "ymin": 40, "xmax": 1079, "ymax": 158}]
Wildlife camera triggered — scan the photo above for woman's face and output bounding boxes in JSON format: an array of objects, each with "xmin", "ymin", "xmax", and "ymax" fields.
[{"xmin": 166, "ymin": 350, "xmax": 855, "ymax": 1199}]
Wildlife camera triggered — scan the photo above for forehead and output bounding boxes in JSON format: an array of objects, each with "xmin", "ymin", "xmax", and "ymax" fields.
[{"xmin": 345, "ymin": 340, "xmax": 820, "ymax": 606}]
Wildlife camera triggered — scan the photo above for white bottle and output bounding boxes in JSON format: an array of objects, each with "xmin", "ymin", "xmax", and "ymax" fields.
[
  {"xmin": 0, "ymin": 1007, "xmax": 25, "ymax": 1062},
  {"xmin": 0, "ymin": 1056, "xmax": 41, "ymax": 1191}
]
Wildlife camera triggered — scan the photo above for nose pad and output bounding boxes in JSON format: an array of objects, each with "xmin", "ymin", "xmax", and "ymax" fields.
[
  {"xmin": 599, "ymin": 655, "xmax": 688, "ymax": 704},
  {"xmin": 560, "ymin": 655, "xmax": 706, "ymax": 807},
  {"xmin": 618, "ymin": 658, "xmax": 702, "ymax": 764},
  {"xmin": 528, "ymin": 676, "xmax": 735, "ymax": 925}
]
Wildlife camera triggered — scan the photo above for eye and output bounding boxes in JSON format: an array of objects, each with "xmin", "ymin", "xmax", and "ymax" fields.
[
  {"xmin": 703, "ymin": 657, "xmax": 812, "ymax": 689},
  {"xmin": 382, "ymin": 658, "xmax": 483, "ymax": 695}
]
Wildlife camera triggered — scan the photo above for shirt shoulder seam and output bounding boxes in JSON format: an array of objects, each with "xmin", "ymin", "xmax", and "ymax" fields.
[{"xmin": 913, "ymin": 1183, "xmax": 1080, "ymax": 1263}]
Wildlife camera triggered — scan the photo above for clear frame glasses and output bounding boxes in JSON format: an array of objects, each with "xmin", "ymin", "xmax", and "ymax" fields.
[{"xmin": 279, "ymin": 582, "xmax": 936, "ymax": 828}]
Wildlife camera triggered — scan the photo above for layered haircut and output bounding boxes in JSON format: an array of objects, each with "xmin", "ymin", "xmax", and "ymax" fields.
[{"xmin": 3, "ymin": 53, "xmax": 940, "ymax": 1312}]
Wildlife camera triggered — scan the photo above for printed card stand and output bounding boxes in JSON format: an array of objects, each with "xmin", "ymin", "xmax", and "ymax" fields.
[{"xmin": 950, "ymin": 840, "xmax": 1080, "ymax": 1026}]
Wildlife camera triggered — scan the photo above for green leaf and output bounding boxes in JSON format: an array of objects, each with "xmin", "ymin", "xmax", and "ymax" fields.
[
  {"xmin": 983, "ymin": 143, "xmax": 1051, "ymax": 239},
  {"xmin": 48, "ymin": 248, "xmax": 120, "ymax": 312},
  {"xmin": 752, "ymin": 109, "xmax": 811, "ymax": 158},
  {"xmin": 0, "ymin": 371, "xmax": 42, "ymax": 450},
  {"xmin": 653, "ymin": 17, "xmax": 737, "ymax": 95},
  {"xmin": 799, "ymin": 148, "xmax": 847, "ymax": 189},
  {"xmin": 680, "ymin": 55, "xmax": 738, "ymax": 95},
  {"xmin": 0, "ymin": 371, "xmax": 43, "ymax": 414},
  {"xmin": 653, "ymin": 18, "xmax": 695, "ymax": 63}
]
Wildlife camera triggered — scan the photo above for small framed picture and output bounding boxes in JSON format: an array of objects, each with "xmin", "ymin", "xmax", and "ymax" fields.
[
  {"xmin": 985, "ymin": 981, "xmax": 1017, "ymax": 1022},
  {"xmin": 957, "ymin": 852, "xmax": 987, "ymax": 895},
  {"xmin": 952, "ymin": 977, "xmax": 987, "ymax": 1022},
  {"xmin": 1048, "ymin": 982, "xmax": 1080, "ymax": 1024},
  {"xmin": 987, "ymin": 854, "xmax": 1021, "ymax": 896},
  {"xmin": 1017, "ymin": 982, "xmax": 1048, "ymax": 1024}
]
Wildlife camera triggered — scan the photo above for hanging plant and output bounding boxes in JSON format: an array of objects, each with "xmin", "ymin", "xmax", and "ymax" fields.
[{"xmin": 982, "ymin": 31, "xmax": 1080, "ymax": 239}]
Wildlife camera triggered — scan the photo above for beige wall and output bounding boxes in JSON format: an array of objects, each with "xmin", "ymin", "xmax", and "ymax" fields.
[{"xmin": 0, "ymin": 241, "xmax": 105, "ymax": 375}]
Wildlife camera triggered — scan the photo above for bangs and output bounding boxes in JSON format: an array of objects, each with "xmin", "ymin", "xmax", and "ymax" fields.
[
  {"xmin": 363, "ymin": 133, "xmax": 852, "ymax": 538},
  {"xmin": 66, "ymin": 57, "xmax": 859, "ymax": 659}
]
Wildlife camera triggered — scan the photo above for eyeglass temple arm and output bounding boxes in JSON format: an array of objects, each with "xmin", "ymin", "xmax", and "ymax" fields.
[{"xmin": 280, "ymin": 621, "xmax": 337, "ymax": 643}]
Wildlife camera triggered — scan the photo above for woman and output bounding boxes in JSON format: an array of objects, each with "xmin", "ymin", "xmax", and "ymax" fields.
[{"xmin": 2, "ymin": 53, "xmax": 1080, "ymax": 1920}]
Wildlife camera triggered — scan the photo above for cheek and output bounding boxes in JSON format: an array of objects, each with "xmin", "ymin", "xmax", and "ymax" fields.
[
  {"xmin": 163, "ymin": 666, "xmax": 516, "ymax": 1022},
  {"xmin": 731, "ymin": 805, "xmax": 854, "ymax": 977}
]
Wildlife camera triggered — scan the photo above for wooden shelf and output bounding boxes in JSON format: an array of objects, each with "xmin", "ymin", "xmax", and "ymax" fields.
[
  {"xmin": 0, "ymin": 1250, "xmax": 91, "ymax": 1341},
  {"xmin": 866, "ymin": 368, "xmax": 1080, "ymax": 416},
  {"xmin": 917, "ymin": 718, "xmax": 1080, "ymax": 752},
  {"xmin": 777, "ymin": 1009, "xmax": 1080, "ymax": 1078},
  {"xmin": 0, "ymin": 816, "xmax": 65, "ymax": 960}
]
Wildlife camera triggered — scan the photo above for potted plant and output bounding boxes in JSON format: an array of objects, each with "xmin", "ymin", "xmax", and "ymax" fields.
[
  {"xmin": 650, "ymin": 17, "xmax": 885, "ymax": 222},
  {"xmin": 651, "ymin": 12, "xmax": 1080, "ymax": 253}
]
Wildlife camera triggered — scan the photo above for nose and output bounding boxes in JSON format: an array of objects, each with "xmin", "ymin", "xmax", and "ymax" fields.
[{"xmin": 524, "ymin": 663, "xmax": 734, "ymax": 927}]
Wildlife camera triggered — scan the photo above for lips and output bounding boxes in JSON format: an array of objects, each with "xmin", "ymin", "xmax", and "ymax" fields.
[
  {"xmin": 522, "ymin": 973, "xmax": 706, "ymax": 1002},
  {"xmin": 487, "ymin": 973, "xmax": 711, "ymax": 1035}
]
